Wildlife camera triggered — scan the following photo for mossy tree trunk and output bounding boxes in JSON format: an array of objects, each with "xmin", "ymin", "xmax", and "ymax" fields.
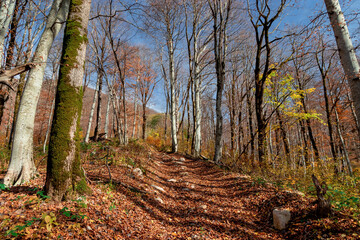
[{"xmin": 45, "ymin": 0, "xmax": 91, "ymax": 202}]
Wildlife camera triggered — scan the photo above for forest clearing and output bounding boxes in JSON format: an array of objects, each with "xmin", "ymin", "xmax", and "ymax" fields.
[{"xmin": 1, "ymin": 0, "xmax": 360, "ymax": 239}]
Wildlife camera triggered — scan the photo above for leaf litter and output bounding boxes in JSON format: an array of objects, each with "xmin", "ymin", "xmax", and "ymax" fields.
[{"xmin": 0, "ymin": 144, "xmax": 359, "ymax": 239}]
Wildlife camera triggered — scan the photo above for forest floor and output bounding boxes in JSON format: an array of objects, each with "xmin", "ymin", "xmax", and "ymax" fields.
[{"xmin": 0, "ymin": 142, "xmax": 359, "ymax": 239}]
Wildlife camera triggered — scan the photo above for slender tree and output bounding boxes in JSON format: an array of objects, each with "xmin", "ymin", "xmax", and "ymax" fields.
[
  {"xmin": 0, "ymin": 0, "xmax": 17, "ymax": 65},
  {"xmin": 4, "ymin": 0, "xmax": 70, "ymax": 187},
  {"xmin": 208, "ymin": 0, "xmax": 232, "ymax": 163}
]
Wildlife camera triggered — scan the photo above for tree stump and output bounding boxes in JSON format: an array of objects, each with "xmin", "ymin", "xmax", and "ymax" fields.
[{"xmin": 312, "ymin": 174, "xmax": 332, "ymax": 217}]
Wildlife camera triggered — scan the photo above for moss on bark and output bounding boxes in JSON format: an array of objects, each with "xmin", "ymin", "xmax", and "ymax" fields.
[{"xmin": 45, "ymin": 0, "xmax": 91, "ymax": 201}]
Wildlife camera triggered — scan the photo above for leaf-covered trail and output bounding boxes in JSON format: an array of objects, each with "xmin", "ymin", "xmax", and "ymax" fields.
[
  {"xmin": 1, "ymin": 148, "xmax": 358, "ymax": 239},
  {"xmin": 86, "ymin": 151, "xmax": 300, "ymax": 239},
  {"xmin": 121, "ymin": 152, "xmax": 282, "ymax": 239}
]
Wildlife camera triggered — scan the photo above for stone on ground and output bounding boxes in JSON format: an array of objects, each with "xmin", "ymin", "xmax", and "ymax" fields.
[{"xmin": 273, "ymin": 208, "xmax": 291, "ymax": 230}]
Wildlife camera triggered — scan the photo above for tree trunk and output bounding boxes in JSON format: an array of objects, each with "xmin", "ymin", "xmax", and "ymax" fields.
[
  {"xmin": 299, "ymin": 119, "xmax": 309, "ymax": 165},
  {"xmin": 312, "ymin": 174, "xmax": 332, "ymax": 218},
  {"xmin": 168, "ymin": 39, "xmax": 178, "ymax": 152},
  {"xmin": 142, "ymin": 104, "xmax": 146, "ymax": 140},
  {"xmin": 347, "ymin": 93, "xmax": 360, "ymax": 142},
  {"xmin": 193, "ymin": 67, "xmax": 201, "ymax": 158},
  {"xmin": 43, "ymin": 98, "xmax": 55, "ymax": 153},
  {"xmin": 247, "ymin": 91, "xmax": 255, "ymax": 163},
  {"xmin": 131, "ymin": 77, "xmax": 138, "ymax": 138},
  {"xmin": 211, "ymin": 0, "xmax": 230, "ymax": 163},
  {"xmin": 4, "ymin": 0, "xmax": 24, "ymax": 69},
  {"xmin": 94, "ymin": 70, "xmax": 103, "ymax": 141},
  {"xmin": 84, "ymin": 71, "xmax": 101, "ymax": 143},
  {"xmin": 301, "ymin": 96, "xmax": 320, "ymax": 160},
  {"xmin": 121, "ymin": 78, "xmax": 128, "ymax": 144},
  {"xmin": 104, "ymin": 93, "xmax": 110, "ymax": 139},
  {"xmin": 4, "ymin": 0, "xmax": 70, "ymax": 187},
  {"xmin": 276, "ymin": 109, "xmax": 290, "ymax": 165},
  {"xmin": 316, "ymin": 49, "xmax": 338, "ymax": 168},
  {"xmin": 45, "ymin": 0, "xmax": 91, "ymax": 201},
  {"xmin": 0, "ymin": 0, "xmax": 17, "ymax": 64},
  {"xmin": 333, "ymin": 104, "xmax": 352, "ymax": 176},
  {"xmin": 324, "ymin": 0, "xmax": 360, "ymax": 131}
]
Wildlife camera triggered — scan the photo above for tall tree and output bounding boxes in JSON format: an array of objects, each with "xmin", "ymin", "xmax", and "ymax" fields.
[
  {"xmin": 45, "ymin": 0, "xmax": 92, "ymax": 201},
  {"xmin": 4, "ymin": 0, "xmax": 70, "ymax": 187},
  {"xmin": 324, "ymin": 0, "xmax": 360, "ymax": 138},
  {"xmin": 248, "ymin": 0, "xmax": 287, "ymax": 165},
  {"xmin": 184, "ymin": 0, "xmax": 211, "ymax": 158},
  {"xmin": 144, "ymin": 0, "xmax": 184, "ymax": 152},
  {"xmin": 208, "ymin": 0, "xmax": 232, "ymax": 163},
  {"xmin": 0, "ymin": 0, "xmax": 17, "ymax": 65}
]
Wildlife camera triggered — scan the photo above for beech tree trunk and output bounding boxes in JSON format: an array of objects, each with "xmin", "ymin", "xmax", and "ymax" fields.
[
  {"xmin": 45, "ymin": 0, "xmax": 91, "ymax": 201},
  {"xmin": 4, "ymin": 0, "xmax": 69, "ymax": 187},
  {"xmin": 324, "ymin": 0, "xmax": 360, "ymax": 134},
  {"xmin": 43, "ymin": 98, "xmax": 55, "ymax": 153},
  {"xmin": 0, "ymin": 0, "xmax": 17, "ymax": 65},
  {"xmin": 94, "ymin": 71, "xmax": 103, "ymax": 141},
  {"xmin": 84, "ymin": 71, "xmax": 101, "ymax": 143},
  {"xmin": 168, "ymin": 39, "xmax": 178, "ymax": 153},
  {"xmin": 209, "ymin": 0, "xmax": 231, "ymax": 163},
  {"xmin": 105, "ymin": 93, "xmax": 110, "ymax": 139}
]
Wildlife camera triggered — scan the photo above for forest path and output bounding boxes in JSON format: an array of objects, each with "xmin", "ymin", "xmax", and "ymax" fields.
[
  {"xmin": 1, "ymin": 148, "xmax": 357, "ymax": 239},
  {"xmin": 87, "ymin": 151, "xmax": 288, "ymax": 239}
]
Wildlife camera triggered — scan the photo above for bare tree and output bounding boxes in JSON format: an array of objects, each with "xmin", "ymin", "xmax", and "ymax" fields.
[
  {"xmin": 143, "ymin": 0, "xmax": 184, "ymax": 152},
  {"xmin": 208, "ymin": 0, "xmax": 232, "ymax": 163},
  {"xmin": 4, "ymin": 0, "xmax": 70, "ymax": 187},
  {"xmin": 184, "ymin": 0, "xmax": 212, "ymax": 158},
  {"xmin": 248, "ymin": 0, "xmax": 288, "ymax": 165}
]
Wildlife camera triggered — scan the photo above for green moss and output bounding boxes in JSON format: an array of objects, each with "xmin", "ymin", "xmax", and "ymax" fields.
[{"xmin": 46, "ymin": 0, "xmax": 89, "ymax": 200}]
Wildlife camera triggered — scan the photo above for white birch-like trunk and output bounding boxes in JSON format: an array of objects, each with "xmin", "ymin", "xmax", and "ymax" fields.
[
  {"xmin": 324, "ymin": 0, "xmax": 360, "ymax": 128},
  {"xmin": 4, "ymin": 0, "xmax": 70, "ymax": 187},
  {"xmin": 193, "ymin": 64, "xmax": 202, "ymax": 158},
  {"xmin": 122, "ymin": 81, "xmax": 128, "ymax": 144},
  {"xmin": 43, "ymin": 98, "xmax": 55, "ymax": 153},
  {"xmin": 0, "ymin": 0, "xmax": 16, "ymax": 65},
  {"xmin": 131, "ymin": 76, "xmax": 139, "ymax": 138},
  {"xmin": 105, "ymin": 76, "xmax": 123, "ymax": 143},
  {"xmin": 104, "ymin": 93, "xmax": 110, "ymax": 139},
  {"xmin": 84, "ymin": 73, "xmax": 100, "ymax": 143},
  {"xmin": 168, "ymin": 39, "xmax": 178, "ymax": 152}
]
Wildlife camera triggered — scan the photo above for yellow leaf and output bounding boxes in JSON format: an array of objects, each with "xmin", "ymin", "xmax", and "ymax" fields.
[{"xmin": 44, "ymin": 215, "xmax": 51, "ymax": 223}]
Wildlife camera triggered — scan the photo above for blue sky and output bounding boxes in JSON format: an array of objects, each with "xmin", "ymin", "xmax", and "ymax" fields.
[{"xmin": 128, "ymin": 0, "xmax": 360, "ymax": 113}]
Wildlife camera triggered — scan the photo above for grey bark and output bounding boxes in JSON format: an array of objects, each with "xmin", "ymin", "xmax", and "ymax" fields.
[
  {"xmin": 84, "ymin": 72, "xmax": 101, "ymax": 143},
  {"xmin": 105, "ymin": 92, "xmax": 110, "ymax": 139},
  {"xmin": 209, "ymin": 0, "xmax": 232, "ymax": 163},
  {"xmin": 324, "ymin": 0, "xmax": 360, "ymax": 134},
  {"xmin": 4, "ymin": 0, "xmax": 70, "ymax": 187},
  {"xmin": 0, "ymin": 0, "xmax": 17, "ymax": 65},
  {"xmin": 43, "ymin": 98, "xmax": 55, "ymax": 154}
]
